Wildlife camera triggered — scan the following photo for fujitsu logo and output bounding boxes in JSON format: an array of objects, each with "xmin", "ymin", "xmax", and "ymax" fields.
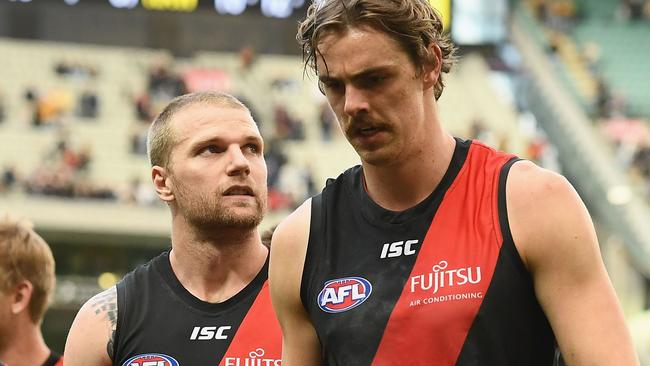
[
  {"xmin": 223, "ymin": 348, "xmax": 281, "ymax": 366},
  {"xmin": 410, "ymin": 260, "xmax": 482, "ymax": 294}
]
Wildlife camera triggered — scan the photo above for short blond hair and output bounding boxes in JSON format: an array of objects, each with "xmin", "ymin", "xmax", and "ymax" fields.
[
  {"xmin": 147, "ymin": 92, "xmax": 252, "ymax": 168},
  {"xmin": 0, "ymin": 215, "xmax": 55, "ymax": 324}
]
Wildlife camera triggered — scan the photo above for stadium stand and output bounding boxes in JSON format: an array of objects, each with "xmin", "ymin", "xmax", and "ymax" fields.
[{"xmin": 1, "ymin": 0, "xmax": 648, "ymax": 357}]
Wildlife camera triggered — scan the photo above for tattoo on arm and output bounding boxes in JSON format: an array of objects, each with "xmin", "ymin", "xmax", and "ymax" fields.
[{"xmin": 90, "ymin": 286, "xmax": 118, "ymax": 361}]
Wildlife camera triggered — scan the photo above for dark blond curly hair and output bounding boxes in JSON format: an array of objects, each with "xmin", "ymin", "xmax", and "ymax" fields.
[{"xmin": 297, "ymin": 0, "xmax": 457, "ymax": 100}]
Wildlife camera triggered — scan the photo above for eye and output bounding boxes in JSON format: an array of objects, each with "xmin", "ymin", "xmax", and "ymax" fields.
[
  {"xmin": 244, "ymin": 143, "xmax": 261, "ymax": 154},
  {"xmin": 320, "ymin": 79, "xmax": 344, "ymax": 94},
  {"xmin": 200, "ymin": 144, "xmax": 224, "ymax": 155},
  {"xmin": 359, "ymin": 74, "xmax": 387, "ymax": 88}
]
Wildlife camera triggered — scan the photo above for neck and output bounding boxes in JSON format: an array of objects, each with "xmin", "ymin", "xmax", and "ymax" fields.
[
  {"xmin": 169, "ymin": 218, "xmax": 268, "ymax": 303},
  {"xmin": 362, "ymin": 114, "xmax": 456, "ymax": 211},
  {"xmin": 0, "ymin": 321, "xmax": 50, "ymax": 366}
]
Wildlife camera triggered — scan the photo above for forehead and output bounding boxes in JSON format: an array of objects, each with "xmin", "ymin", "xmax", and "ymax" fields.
[
  {"xmin": 316, "ymin": 25, "xmax": 411, "ymax": 77},
  {"xmin": 171, "ymin": 103, "xmax": 261, "ymax": 144}
]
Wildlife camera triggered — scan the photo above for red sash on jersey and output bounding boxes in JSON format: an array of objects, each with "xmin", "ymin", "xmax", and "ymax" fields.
[
  {"xmin": 219, "ymin": 281, "xmax": 282, "ymax": 366},
  {"xmin": 371, "ymin": 143, "xmax": 514, "ymax": 366}
]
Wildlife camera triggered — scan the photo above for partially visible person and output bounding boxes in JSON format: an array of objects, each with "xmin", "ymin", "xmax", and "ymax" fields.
[
  {"xmin": 0, "ymin": 215, "xmax": 63, "ymax": 366},
  {"xmin": 64, "ymin": 92, "xmax": 282, "ymax": 365}
]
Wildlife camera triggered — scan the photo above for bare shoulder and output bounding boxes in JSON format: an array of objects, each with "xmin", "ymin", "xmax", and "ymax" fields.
[
  {"xmin": 64, "ymin": 286, "xmax": 117, "ymax": 366},
  {"xmin": 506, "ymin": 163, "xmax": 639, "ymax": 365},
  {"xmin": 269, "ymin": 198, "xmax": 312, "ymax": 308},
  {"xmin": 270, "ymin": 198, "xmax": 312, "ymax": 263},
  {"xmin": 506, "ymin": 160, "xmax": 576, "ymax": 209},
  {"xmin": 269, "ymin": 200, "xmax": 323, "ymax": 365},
  {"xmin": 505, "ymin": 160, "xmax": 590, "ymax": 271}
]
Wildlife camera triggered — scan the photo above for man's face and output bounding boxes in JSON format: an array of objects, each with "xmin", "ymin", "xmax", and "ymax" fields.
[
  {"xmin": 165, "ymin": 104, "xmax": 268, "ymax": 230},
  {"xmin": 316, "ymin": 25, "xmax": 431, "ymax": 166}
]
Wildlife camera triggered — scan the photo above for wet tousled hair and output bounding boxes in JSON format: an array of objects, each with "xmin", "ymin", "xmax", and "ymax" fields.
[
  {"xmin": 147, "ymin": 92, "xmax": 252, "ymax": 168},
  {"xmin": 297, "ymin": 0, "xmax": 457, "ymax": 99},
  {"xmin": 0, "ymin": 215, "xmax": 55, "ymax": 324}
]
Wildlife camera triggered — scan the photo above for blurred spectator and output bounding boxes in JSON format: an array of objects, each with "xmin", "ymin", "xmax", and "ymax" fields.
[
  {"xmin": 0, "ymin": 90, "xmax": 6, "ymax": 124},
  {"xmin": 609, "ymin": 91, "xmax": 628, "ymax": 119},
  {"xmin": 0, "ymin": 165, "xmax": 18, "ymax": 193},
  {"xmin": 595, "ymin": 78, "xmax": 612, "ymax": 119},
  {"xmin": 276, "ymin": 164, "xmax": 317, "ymax": 210},
  {"xmin": 22, "ymin": 138, "xmax": 114, "ymax": 201},
  {"xmin": 78, "ymin": 89, "xmax": 99, "ymax": 119},
  {"xmin": 130, "ymin": 124, "xmax": 148, "ymax": 156},
  {"xmin": 265, "ymin": 138, "xmax": 288, "ymax": 189},
  {"xmin": 319, "ymin": 102, "xmax": 337, "ymax": 141},
  {"xmin": 633, "ymin": 143, "xmax": 650, "ymax": 179},
  {"xmin": 581, "ymin": 41, "xmax": 601, "ymax": 75},
  {"xmin": 138, "ymin": 62, "xmax": 187, "ymax": 120},
  {"xmin": 33, "ymin": 89, "xmax": 74, "ymax": 128},
  {"xmin": 24, "ymin": 87, "xmax": 41, "ymax": 127},
  {"xmin": 469, "ymin": 118, "xmax": 496, "ymax": 146},
  {"xmin": 546, "ymin": 0, "xmax": 577, "ymax": 33},
  {"xmin": 618, "ymin": 0, "xmax": 646, "ymax": 21},
  {"xmin": 147, "ymin": 64, "xmax": 186, "ymax": 102},
  {"xmin": 134, "ymin": 94, "xmax": 153, "ymax": 122},
  {"xmin": 126, "ymin": 178, "xmax": 157, "ymax": 206},
  {"xmin": 274, "ymin": 105, "xmax": 305, "ymax": 141},
  {"xmin": 238, "ymin": 45, "xmax": 257, "ymax": 73},
  {"xmin": 54, "ymin": 61, "xmax": 97, "ymax": 81}
]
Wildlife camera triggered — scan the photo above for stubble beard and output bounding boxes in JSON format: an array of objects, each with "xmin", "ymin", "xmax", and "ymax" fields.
[{"xmin": 174, "ymin": 181, "xmax": 267, "ymax": 231}]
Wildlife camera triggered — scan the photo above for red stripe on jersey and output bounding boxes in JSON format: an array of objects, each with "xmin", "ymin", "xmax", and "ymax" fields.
[
  {"xmin": 219, "ymin": 281, "xmax": 282, "ymax": 366},
  {"xmin": 371, "ymin": 142, "xmax": 514, "ymax": 366}
]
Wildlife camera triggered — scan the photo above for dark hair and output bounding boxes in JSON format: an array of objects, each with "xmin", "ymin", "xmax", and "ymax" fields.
[{"xmin": 297, "ymin": 0, "xmax": 457, "ymax": 99}]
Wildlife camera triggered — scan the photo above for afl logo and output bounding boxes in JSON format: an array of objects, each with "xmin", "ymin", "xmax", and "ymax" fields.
[
  {"xmin": 122, "ymin": 353, "xmax": 179, "ymax": 366},
  {"xmin": 318, "ymin": 277, "xmax": 372, "ymax": 313}
]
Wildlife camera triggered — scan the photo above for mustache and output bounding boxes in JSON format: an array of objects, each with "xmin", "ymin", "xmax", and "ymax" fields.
[{"xmin": 345, "ymin": 117, "xmax": 389, "ymax": 131}]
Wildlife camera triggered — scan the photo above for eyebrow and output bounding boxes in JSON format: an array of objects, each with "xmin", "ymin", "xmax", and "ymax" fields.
[
  {"xmin": 318, "ymin": 65, "xmax": 394, "ymax": 83},
  {"xmin": 191, "ymin": 134, "xmax": 263, "ymax": 149}
]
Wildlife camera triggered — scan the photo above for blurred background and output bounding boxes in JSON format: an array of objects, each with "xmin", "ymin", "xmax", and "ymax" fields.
[{"xmin": 0, "ymin": 0, "xmax": 649, "ymax": 362}]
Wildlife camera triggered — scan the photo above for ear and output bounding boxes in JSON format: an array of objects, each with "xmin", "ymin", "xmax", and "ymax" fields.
[
  {"xmin": 11, "ymin": 281, "xmax": 33, "ymax": 315},
  {"xmin": 152, "ymin": 165, "xmax": 174, "ymax": 202},
  {"xmin": 422, "ymin": 43, "xmax": 443, "ymax": 91}
]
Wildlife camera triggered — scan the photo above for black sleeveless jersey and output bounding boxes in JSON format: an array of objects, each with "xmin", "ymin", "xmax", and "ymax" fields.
[
  {"xmin": 113, "ymin": 251, "xmax": 282, "ymax": 366},
  {"xmin": 301, "ymin": 139, "xmax": 557, "ymax": 365}
]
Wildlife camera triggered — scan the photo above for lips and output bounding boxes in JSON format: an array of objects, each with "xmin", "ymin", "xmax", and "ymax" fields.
[
  {"xmin": 359, "ymin": 126, "xmax": 378, "ymax": 134},
  {"xmin": 223, "ymin": 185, "xmax": 254, "ymax": 196}
]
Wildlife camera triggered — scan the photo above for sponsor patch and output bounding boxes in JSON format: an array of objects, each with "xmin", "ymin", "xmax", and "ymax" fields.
[
  {"xmin": 122, "ymin": 353, "xmax": 179, "ymax": 366},
  {"xmin": 317, "ymin": 277, "xmax": 372, "ymax": 313}
]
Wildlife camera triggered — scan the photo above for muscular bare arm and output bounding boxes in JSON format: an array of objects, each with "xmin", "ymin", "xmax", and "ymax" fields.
[
  {"xmin": 269, "ymin": 199, "xmax": 323, "ymax": 366},
  {"xmin": 507, "ymin": 161, "xmax": 639, "ymax": 365},
  {"xmin": 64, "ymin": 286, "xmax": 117, "ymax": 366}
]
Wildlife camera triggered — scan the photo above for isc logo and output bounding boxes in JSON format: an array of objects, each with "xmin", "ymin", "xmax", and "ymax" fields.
[
  {"xmin": 318, "ymin": 277, "xmax": 372, "ymax": 313},
  {"xmin": 189, "ymin": 326, "xmax": 231, "ymax": 340},
  {"xmin": 122, "ymin": 353, "xmax": 179, "ymax": 366},
  {"xmin": 380, "ymin": 240, "xmax": 418, "ymax": 259}
]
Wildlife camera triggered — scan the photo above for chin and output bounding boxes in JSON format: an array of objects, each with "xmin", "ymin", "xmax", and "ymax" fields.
[{"xmin": 358, "ymin": 149, "xmax": 397, "ymax": 166}]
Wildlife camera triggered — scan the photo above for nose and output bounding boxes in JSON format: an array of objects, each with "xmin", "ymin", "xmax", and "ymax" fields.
[
  {"xmin": 343, "ymin": 86, "xmax": 369, "ymax": 117},
  {"xmin": 225, "ymin": 145, "xmax": 251, "ymax": 177}
]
